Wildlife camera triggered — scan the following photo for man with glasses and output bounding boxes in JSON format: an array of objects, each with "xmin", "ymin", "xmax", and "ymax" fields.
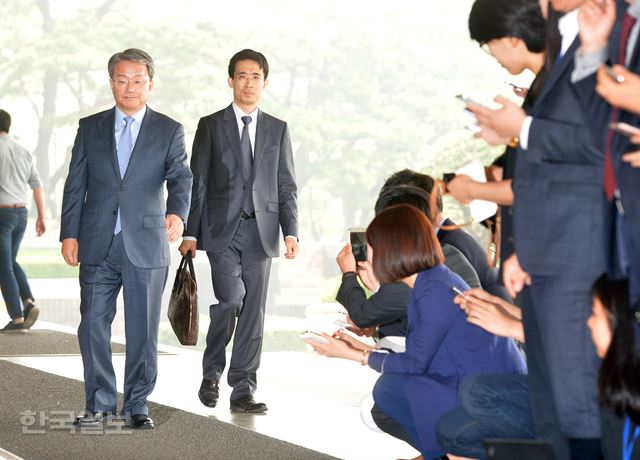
[
  {"xmin": 179, "ymin": 49, "xmax": 299, "ymax": 414},
  {"xmin": 60, "ymin": 48, "xmax": 192, "ymax": 429}
]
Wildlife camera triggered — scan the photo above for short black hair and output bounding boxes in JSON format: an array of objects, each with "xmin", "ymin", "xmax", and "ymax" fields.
[
  {"xmin": 0, "ymin": 109, "xmax": 11, "ymax": 133},
  {"xmin": 468, "ymin": 0, "xmax": 546, "ymax": 53},
  {"xmin": 379, "ymin": 169, "xmax": 442, "ymax": 213},
  {"xmin": 374, "ymin": 184, "xmax": 434, "ymax": 223},
  {"xmin": 228, "ymin": 49, "xmax": 269, "ymax": 80}
]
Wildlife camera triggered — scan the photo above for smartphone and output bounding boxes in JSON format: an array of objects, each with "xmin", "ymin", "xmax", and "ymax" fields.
[
  {"xmin": 443, "ymin": 173, "xmax": 456, "ymax": 192},
  {"xmin": 609, "ymin": 122, "xmax": 640, "ymax": 137},
  {"xmin": 456, "ymin": 94, "xmax": 479, "ymax": 105},
  {"xmin": 349, "ymin": 228, "xmax": 368, "ymax": 262},
  {"xmin": 465, "ymin": 124, "xmax": 482, "ymax": 133},
  {"xmin": 604, "ymin": 66, "xmax": 625, "ymax": 84},
  {"xmin": 451, "ymin": 286, "xmax": 467, "ymax": 297},
  {"xmin": 300, "ymin": 330, "xmax": 330, "ymax": 345}
]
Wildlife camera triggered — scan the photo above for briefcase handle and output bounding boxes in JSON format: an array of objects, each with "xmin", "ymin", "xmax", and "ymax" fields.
[{"xmin": 175, "ymin": 253, "xmax": 197, "ymax": 287}]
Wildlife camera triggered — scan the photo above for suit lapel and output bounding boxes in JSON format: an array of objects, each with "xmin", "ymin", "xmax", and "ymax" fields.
[
  {"xmin": 99, "ymin": 108, "xmax": 120, "ymax": 180},
  {"xmin": 122, "ymin": 106, "xmax": 157, "ymax": 182},
  {"xmin": 222, "ymin": 105, "xmax": 246, "ymax": 179},
  {"xmin": 531, "ymin": 38, "xmax": 580, "ymax": 114},
  {"xmin": 253, "ymin": 109, "xmax": 270, "ymax": 180}
]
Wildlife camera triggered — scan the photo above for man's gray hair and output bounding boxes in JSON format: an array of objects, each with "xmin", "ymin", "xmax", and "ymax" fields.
[{"xmin": 107, "ymin": 48, "xmax": 155, "ymax": 80}]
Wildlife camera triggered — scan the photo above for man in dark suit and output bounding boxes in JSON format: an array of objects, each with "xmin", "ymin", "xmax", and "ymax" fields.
[
  {"xmin": 179, "ymin": 49, "xmax": 298, "ymax": 414},
  {"xmin": 60, "ymin": 48, "xmax": 192, "ymax": 429},
  {"xmin": 470, "ymin": 3, "xmax": 607, "ymax": 458},
  {"xmin": 573, "ymin": 0, "xmax": 640, "ymax": 306}
]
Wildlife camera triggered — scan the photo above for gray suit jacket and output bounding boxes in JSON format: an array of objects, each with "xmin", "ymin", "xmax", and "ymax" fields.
[
  {"xmin": 185, "ymin": 104, "xmax": 298, "ymax": 257},
  {"xmin": 60, "ymin": 107, "xmax": 192, "ymax": 268}
]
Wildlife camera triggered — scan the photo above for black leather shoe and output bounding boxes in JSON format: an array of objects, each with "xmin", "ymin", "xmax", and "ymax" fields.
[
  {"xmin": 230, "ymin": 395, "xmax": 268, "ymax": 414},
  {"xmin": 73, "ymin": 411, "xmax": 117, "ymax": 426},
  {"xmin": 198, "ymin": 379, "xmax": 220, "ymax": 408},
  {"xmin": 126, "ymin": 414, "xmax": 154, "ymax": 430}
]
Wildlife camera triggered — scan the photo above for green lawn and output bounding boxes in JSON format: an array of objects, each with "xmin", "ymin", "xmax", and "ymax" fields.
[{"xmin": 16, "ymin": 248, "xmax": 78, "ymax": 279}]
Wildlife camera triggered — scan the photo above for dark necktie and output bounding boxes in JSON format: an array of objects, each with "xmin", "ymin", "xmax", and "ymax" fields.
[
  {"xmin": 240, "ymin": 115, "xmax": 254, "ymax": 213},
  {"xmin": 604, "ymin": 12, "xmax": 637, "ymax": 200},
  {"xmin": 114, "ymin": 116, "xmax": 134, "ymax": 234}
]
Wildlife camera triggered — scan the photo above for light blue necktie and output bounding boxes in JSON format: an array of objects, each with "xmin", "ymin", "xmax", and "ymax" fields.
[{"xmin": 114, "ymin": 116, "xmax": 134, "ymax": 234}]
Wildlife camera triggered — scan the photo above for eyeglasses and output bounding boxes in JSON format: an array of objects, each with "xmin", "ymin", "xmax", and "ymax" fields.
[
  {"xmin": 234, "ymin": 73, "xmax": 264, "ymax": 83},
  {"xmin": 111, "ymin": 78, "xmax": 150, "ymax": 88}
]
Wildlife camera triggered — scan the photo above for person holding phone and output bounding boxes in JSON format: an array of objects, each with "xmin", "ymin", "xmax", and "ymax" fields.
[
  {"xmin": 447, "ymin": 0, "xmax": 546, "ymax": 272},
  {"xmin": 572, "ymin": 0, "xmax": 640, "ymax": 309},
  {"xmin": 468, "ymin": 1, "xmax": 610, "ymax": 457},
  {"xmin": 308, "ymin": 204, "xmax": 526, "ymax": 460}
]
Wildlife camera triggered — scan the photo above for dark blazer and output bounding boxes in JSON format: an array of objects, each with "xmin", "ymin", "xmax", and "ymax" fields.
[
  {"xmin": 60, "ymin": 107, "xmax": 192, "ymax": 268},
  {"xmin": 336, "ymin": 243, "xmax": 481, "ymax": 337},
  {"xmin": 513, "ymin": 38, "xmax": 607, "ymax": 276},
  {"xmin": 438, "ymin": 219, "xmax": 510, "ymax": 301},
  {"xmin": 573, "ymin": 4, "xmax": 640, "ymax": 283},
  {"xmin": 185, "ymin": 104, "xmax": 298, "ymax": 257}
]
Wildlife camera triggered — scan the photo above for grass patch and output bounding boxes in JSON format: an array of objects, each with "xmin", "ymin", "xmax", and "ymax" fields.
[{"xmin": 16, "ymin": 247, "xmax": 78, "ymax": 279}]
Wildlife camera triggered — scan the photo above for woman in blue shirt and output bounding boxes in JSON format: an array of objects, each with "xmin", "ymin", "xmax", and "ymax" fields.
[{"xmin": 306, "ymin": 204, "xmax": 526, "ymax": 459}]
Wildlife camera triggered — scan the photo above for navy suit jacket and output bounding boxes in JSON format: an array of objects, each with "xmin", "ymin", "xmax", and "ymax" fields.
[
  {"xmin": 513, "ymin": 38, "xmax": 607, "ymax": 277},
  {"xmin": 573, "ymin": 2, "xmax": 640, "ymax": 258},
  {"xmin": 185, "ymin": 104, "xmax": 298, "ymax": 257},
  {"xmin": 60, "ymin": 106, "xmax": 192, "ymax": 268},
  {"xmin": 367, "ymin": 265, "xmax": 526, "ymax": 453}
]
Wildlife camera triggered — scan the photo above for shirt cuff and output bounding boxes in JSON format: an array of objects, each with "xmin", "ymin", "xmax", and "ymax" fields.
[
  {"xmin": 284, "ymin": 235, "xmax": 297, "ymax": 241},
  {"xmin": 571, "ymin": 46, "xmax": 607, "ymax": 82},
  {"xmin": 519, "ymin": 116, "xmax": 533, "ymax": 151},
  {"xmin": 183, "ymin": 236, "xmax": 196, "ymax": 241}
]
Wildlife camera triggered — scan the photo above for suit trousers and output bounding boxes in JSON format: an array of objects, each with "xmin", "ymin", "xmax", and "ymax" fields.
[
  {"xmin": 520, "ymin": 273, "xmax": 601, "ymax": 460},
  {"xmin": 78, "ymin": 233, "xmax": 168, "ymax": 416},
  {"xmin": 203, "ymin": 218, "xmax": 272, "ymax": 400}
]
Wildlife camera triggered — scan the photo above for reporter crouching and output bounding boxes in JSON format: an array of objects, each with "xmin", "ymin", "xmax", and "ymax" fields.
[{"xmin": 305, "ymin": 204, "xmax": 526, "ymax": 460}]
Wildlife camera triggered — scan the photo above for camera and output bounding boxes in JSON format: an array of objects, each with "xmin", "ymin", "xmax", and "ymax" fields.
[
  {"xmin": 443, "ymin": 172, "xmax": 456, "ymax": 192},
  {"xmin": 349, "ymin": 228, "xmax": 368, "ymax": 262}
]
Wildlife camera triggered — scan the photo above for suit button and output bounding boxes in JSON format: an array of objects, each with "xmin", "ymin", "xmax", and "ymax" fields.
[
  {"xmin": 507, "ymin": 207, "xmax": 514, "ymax": 216},
  {"xmin": 119, "ymin": 186, "xmax": 124, "ymax": 191},
  {"xmin": 243, "ymin": 185, "xmax": 247, "ymax": 191},
  {"xmin": 113, "ymin": 210, "xmax": 117, "ymax": 215}
]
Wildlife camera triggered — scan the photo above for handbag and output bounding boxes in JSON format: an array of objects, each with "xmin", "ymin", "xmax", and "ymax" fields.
[{"xmin": 167, "ymin": 253, "xmax": 198, "ymax": 346}]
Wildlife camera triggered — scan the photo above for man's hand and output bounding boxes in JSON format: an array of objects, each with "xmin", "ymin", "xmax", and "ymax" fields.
[
  {"xmin": 622, "ymin": 150, "xmax": 640, "ymax": 168},
  {"xmin": 623, "ymin": 133, "xmax": 640, "ymax": 167},
  {"xmin": 179, "ymin": 239, "xmax": 197, "ymax": 258},
  {"xmin": 165, "ymin": 214, "xmax": 184, "ymax": 243},
  {"xmin": 473, "ymin": 125, "xmax": 513, "ymax": 146},
  {"xmin": 596, "ymin": 66, "xmax": 640, "ymax": 114},
  {"xmin": 284, "ymin": 236, "xmax": 299, "ymax": 259},
  {"xmin": 468, "ymin": 97, "xmax": 526, "ymax": 139},
  {"xmin": 356, "ymin": 260, "xmax": 380, "ymax": 292},
  {"xmin": 61, "ymin": 238, "xmax": 79, "ymax": 267},
  {"xmin": 336, "ymin": 244, "xmax": 356, "ymax": 273},
  {"xmin": 35, "ymin": 216, "xmax": 46, "ymax": 236},
  {"xmin": 445, "ymin": 174, "xmax": 476, "ymax": 204},
  {"xmin": 502, "ymin": 254, "xmax": 531, "ymax": 298},
  {"xmin": 578, "ymin": 0, "xmax": 616, "ymax": 53}
]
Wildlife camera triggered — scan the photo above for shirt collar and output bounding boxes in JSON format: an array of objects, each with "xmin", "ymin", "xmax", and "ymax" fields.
[
  {"xmin": 558, "ymin": 9, "xmax": 579, "ymax": 37},
  {"xmin": 629, "ymin": 0, "xmax": 640, "ymax": 19},
  {"xmin": 115, "ymin": 105, "xmax": 146, "ymax": 126},
  {"xmin": 232, "ymin": 103, "xmax": 259, "ymax": 122}
]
